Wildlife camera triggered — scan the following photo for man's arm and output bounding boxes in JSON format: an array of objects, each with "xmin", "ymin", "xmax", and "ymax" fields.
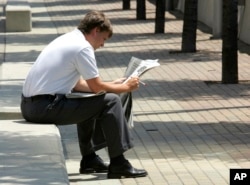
[
  {"xmin": 73, "ymin": 76, "xmax": 139, "ymax": 94},
  {"xmin": 87, "ymin": 76, "xmax": 139, "ymax": 94},
  {"xmin": 73, "ymin": 77, "xmax": 92, "ymax": 92}
]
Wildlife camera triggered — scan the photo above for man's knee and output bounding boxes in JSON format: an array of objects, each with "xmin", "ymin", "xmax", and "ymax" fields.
[
  {"xmin": 105, "ymin": 93, "xmax": 122, "ymax": 107},
  {"xmin": 106, "ymin": 93, "xmax": 120, "ymax": 101}
]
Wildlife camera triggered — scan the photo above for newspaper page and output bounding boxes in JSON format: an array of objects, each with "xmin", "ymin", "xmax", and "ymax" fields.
[
  {"xmin": 123, "ymin": 56, "xmax": 160, "ymax": 83},
  {"xmin": 66, "ymin": 90, "xmax": 106, "ymax": 98}
]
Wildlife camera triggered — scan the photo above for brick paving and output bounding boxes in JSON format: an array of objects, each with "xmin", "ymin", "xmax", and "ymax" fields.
[{"xmin": 4, "ymin": 0, "xmax": 250, "ymax": 184}]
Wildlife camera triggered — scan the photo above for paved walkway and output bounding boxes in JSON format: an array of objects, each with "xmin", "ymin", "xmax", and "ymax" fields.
[{"xmin": 0, "ymin": 0, "xmax": 250, "ymax": 184}]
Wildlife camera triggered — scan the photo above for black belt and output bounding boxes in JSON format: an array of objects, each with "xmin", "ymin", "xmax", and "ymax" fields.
[{"xmin": 22, "ymin": 94, "xmax": 56, "ymax": 102}]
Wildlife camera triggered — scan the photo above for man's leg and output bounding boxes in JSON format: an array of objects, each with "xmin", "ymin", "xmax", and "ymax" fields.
[
  {"xmin": 78, "ymin": 93, "xmax": 147, "ymax": 179},
  {"xmin": 76, "ymin": 93, "xmax": 134, "ymax": 174},
  {"xmin": 76, "ymin": 93, "xmax": 133, "ymax": 158},
  {"xmin": 21, "ymin": 93, "xmax": 147, "ymax": 178},
  {"xmin": 77, "ymin": 119, "xmax": 106, "ymax": 157},
  {"xmin": 22, "ymin": 93, "xmax": 133, "ymax": 157},
  {"xmin": 77, "ymin": 119, "xmax": 109, "ymax": 174}
]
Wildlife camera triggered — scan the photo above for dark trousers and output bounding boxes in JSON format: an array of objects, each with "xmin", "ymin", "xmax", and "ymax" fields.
[{"xmin": 21, "ymin": 93, "xmax": 134, "ymax": 158}]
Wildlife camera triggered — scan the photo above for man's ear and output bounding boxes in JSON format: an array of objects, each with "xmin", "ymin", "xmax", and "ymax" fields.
[{"xmin": 91, "ymin": 27, "xmax": 99, "ymax": 36}]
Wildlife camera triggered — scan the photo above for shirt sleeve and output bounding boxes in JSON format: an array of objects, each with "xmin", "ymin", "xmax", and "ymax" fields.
[{"xmin": 75, "ymin": 47, "xmax": 99, "ymax": 80}]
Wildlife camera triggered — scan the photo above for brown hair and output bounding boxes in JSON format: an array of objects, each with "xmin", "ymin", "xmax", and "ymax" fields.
[{"xmin": 78, "ymin": 10, "xmax": 113, "ymax": 38}]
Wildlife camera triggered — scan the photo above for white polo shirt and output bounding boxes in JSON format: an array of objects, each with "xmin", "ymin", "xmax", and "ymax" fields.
[{"xmin": 23, "ymin": 29, "xmax": 99, "ymax": 97}]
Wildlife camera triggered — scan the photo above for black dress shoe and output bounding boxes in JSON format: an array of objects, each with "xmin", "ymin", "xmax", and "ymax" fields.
[
  {"xmin": 79, "ymin": 155, "xmax": 108, "ymax": 174},
  {"xmin": 107, "ymin": 160, "xmax": 148, "ymax": 179}
]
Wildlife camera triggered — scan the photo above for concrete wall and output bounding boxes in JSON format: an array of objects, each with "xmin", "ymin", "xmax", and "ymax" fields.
[
  {"xmin": 238, "ymin": 0, "xmax": 250, "ymax": 44},
  {"xmin": 197, "ymin": 0, "xmax": 213, "ymax": 28},
  {"xmin": 176, "ymin": 0, "xmax": 250, "ymax": 45}
]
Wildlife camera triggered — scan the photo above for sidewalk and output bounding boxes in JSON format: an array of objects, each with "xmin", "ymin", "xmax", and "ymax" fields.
[{"xmin": 1, "ymin": 0, "xmax": 250, "ymax": 185}]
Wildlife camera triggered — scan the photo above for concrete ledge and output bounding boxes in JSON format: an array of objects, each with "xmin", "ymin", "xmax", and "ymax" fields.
[
  {"xmin": 5, "ymin": 0, "xmax": 32, "ymax": 32},
  {"xmin": 0, "ymin": 120, "xmax": 69, "ymax": 185},
  {"xmin": 0, "ymin": 107, "xmax": 23, "ymax": 120}
]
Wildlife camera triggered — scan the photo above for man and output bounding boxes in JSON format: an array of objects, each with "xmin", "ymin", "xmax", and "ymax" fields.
[{"xmin": 21, "ymin": 10, "xmax": 147, "ymax": 179}]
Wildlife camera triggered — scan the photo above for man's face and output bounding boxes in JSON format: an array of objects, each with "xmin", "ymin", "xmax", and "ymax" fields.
[{"xmin": 93, "ymin": 29, "xmax": 110, "ymax": 50}]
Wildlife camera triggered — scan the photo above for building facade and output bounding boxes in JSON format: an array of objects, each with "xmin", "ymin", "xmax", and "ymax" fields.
[{"xmin": 176, "ymin": 0, "xmax": 250, "ymax": 45}]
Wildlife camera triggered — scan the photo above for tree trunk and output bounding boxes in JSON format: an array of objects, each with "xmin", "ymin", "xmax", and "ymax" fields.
[
  {"xmin": 166, "ymin": 0, "xmax": 174, "ymax": 11},
  {"xmin": 123, "ymin": 0, "xmax": 130, "ymax": 10},
  {"xmin": 181, "ymin": 0, "xmax": 198, "ymax": 52},
  {"xmin": 155, "ymin": 0, "xmax": 166, "ymax": 33},
  {"xmin": 137, "ymin": 0, "xmax": 146, "ymax": 20},
  {"xmin": 222, "ymin": 0, "xmax": 238, "ymax": 84}
]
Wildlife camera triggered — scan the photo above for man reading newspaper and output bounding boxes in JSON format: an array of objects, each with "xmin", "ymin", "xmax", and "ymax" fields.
[{"xmin": 21, "ymin": 11, "xmax": 149, "ymax": 179}]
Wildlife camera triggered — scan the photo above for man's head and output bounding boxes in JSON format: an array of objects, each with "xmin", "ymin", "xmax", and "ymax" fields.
[
  {"xmin": 78, "ymin": 11, "xmax": 113, "ymax": 49},
  {"xmin": 78, "ymin": 10, "xmax": 113, "ymax": 37}
]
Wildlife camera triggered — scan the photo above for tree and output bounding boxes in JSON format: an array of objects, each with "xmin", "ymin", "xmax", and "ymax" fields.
[
  {"xmin": 222, "ymin": 0, "xmax": 238, "ymax": 84},
  {"xmin": 181, "ymin": 0, "xmax": 198, "ymax": 52},
  {"xmin": 155, "ymin": 0, "xmax": 166, "ymax": 33},
  {"xmin": 137, "ymin": 0, "xmax": 146, "ymax": 20},
  {"xmin": 123, "ymin": 0, "xmax": 130, "ymax": 10}
]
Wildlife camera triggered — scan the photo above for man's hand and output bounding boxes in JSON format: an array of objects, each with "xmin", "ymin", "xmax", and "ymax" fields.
[
  {"xmin": 75, "ymin": 76, "xmax": 140, "ymax": 94},
  {"xmin": 125, "ymin": 77, "xmax": 140, "ymax": 91}
]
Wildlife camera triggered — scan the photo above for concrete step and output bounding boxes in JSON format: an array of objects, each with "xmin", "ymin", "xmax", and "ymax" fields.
[{"xmin": 0, "ymin": 119, "xmax": 69, "ymax": 185}]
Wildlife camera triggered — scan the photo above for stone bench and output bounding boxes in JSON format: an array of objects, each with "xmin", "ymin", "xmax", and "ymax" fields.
[
  {"xmin": 5, "ymin": 0, "xmax": 32, "ymax": 32},
  {"xmin": 0, "ymin": 119, "xmax": 69, "ymax": 185}
]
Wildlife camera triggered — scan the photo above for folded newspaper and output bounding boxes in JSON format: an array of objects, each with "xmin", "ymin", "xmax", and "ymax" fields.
[
  {"xmin": 66, "ymin": 90, "xmax": 106, "ymax": 98},
  {"xmin": 66, "ymin": 56, "xmax": 160, "ymax": 98}
]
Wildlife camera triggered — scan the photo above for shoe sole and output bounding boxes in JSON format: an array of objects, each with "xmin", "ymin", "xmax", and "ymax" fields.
[
  {"xmin": 80, "ymin": 168, "xmax": 108, "ymax": 174},
  {"xmin": 107, "ymin": 172, "xmax": 148, "ymax": 179}
]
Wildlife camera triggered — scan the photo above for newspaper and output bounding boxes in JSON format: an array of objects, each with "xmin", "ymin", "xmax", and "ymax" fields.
[
  {"xmin": 122, "ymin": 57, "xmax": 159, "ymax": 128},
  {"xmin": 66, "ymin": 90, "xmax": 106, "ymax": 98},
  {"xmin": 123, "ymin": 56, "xmax": 160, "ymax": 83}
]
